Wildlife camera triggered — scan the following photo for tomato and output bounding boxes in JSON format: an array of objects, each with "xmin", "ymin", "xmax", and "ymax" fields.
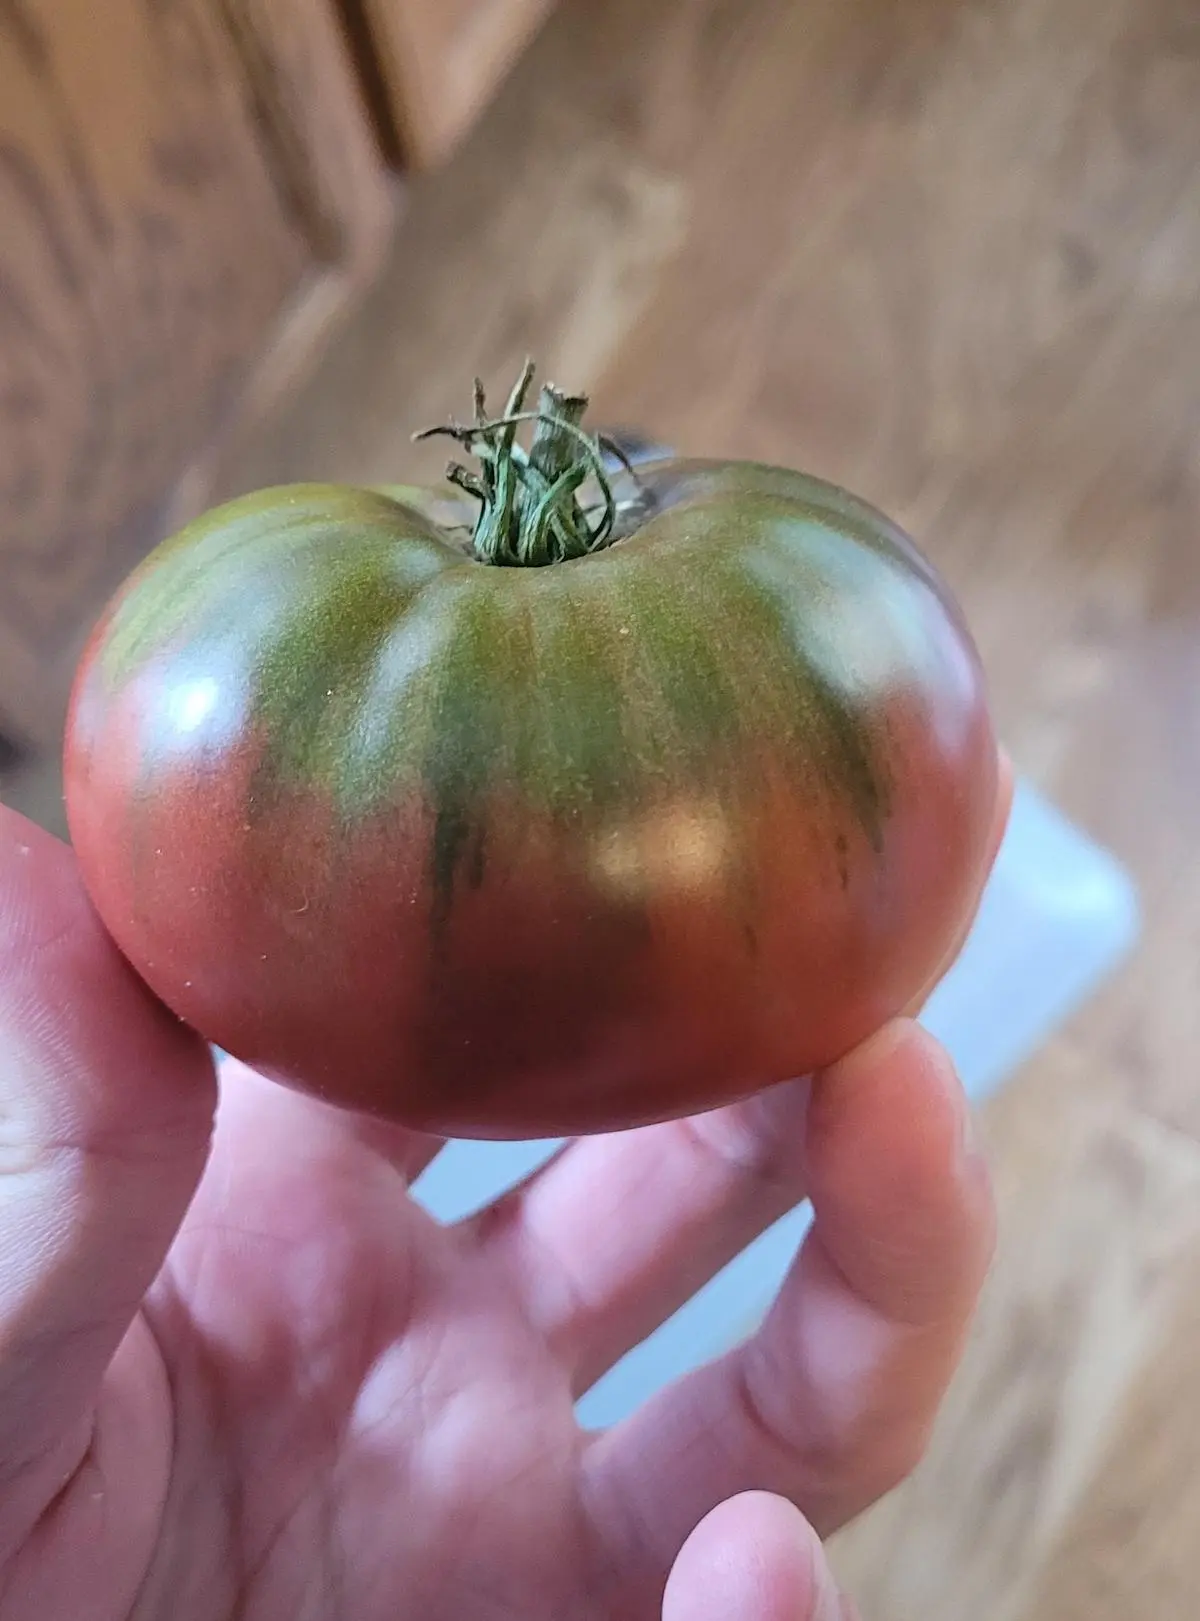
[{"xmin": 64, "ymin": 368, "xmax": 998, "ymax": 1138}]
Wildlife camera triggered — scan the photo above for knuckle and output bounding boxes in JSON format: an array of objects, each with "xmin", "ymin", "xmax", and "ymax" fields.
[{"xmin": 733, "ymin": 1346, "xmax": 932, "ymax": 1511}]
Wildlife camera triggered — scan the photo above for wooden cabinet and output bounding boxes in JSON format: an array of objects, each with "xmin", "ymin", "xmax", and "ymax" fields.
[
  {"xmin": 0, "ymin": 0, "xmax": 392, "ymax": 757},
  {"xmin": 0, "ymin": 0, "xmax": 553, "ymax": 766},
  {"xmin": 354, "ymin": 0, "xmax": 555, "ymax": 168}
]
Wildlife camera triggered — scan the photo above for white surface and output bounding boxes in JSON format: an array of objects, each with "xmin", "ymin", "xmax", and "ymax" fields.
[{"xmin": 412, "ymin": 778, "xmax": 1141, "ymax": 1427}]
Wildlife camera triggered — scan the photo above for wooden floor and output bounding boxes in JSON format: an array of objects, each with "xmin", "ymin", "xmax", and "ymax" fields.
[{"xmin": 16, "ymin": 0, "xmax": 1200, "ymax": 1612}]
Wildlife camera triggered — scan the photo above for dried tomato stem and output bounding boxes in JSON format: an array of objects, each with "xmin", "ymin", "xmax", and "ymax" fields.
[{"xmin": 414, "ymin": 362, "xmax": 619, "ymax": 566}]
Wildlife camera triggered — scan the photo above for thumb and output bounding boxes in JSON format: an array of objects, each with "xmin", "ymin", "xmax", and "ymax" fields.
[
  {"xmin": 0, "ymin": 808, "xmax": 215, "ymax": 1522},
  {"xmin": 663, "ymin": 1493, "xmax": 856, "ymax": 1621}
]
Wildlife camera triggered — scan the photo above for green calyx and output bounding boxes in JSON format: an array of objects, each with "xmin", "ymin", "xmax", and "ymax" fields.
[{"xmin": 415, "ymin": 361, "xmax": 627, "ymax": 567}]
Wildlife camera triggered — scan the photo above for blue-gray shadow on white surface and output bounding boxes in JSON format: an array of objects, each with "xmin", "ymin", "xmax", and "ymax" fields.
[{"xmin": 411, "ymin": 777, "xmax": 1140, "ymax": 1428}]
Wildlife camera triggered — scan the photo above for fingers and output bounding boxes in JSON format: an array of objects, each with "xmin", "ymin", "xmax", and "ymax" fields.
[
  {"xmin": 0, "ymin": 808, "xmax": 216, "ymax": 1535},
  {"xmin": 468, "ymin": 1081, "xmax": 812, "ymax": 1395},
  {"xmin": 586, "ymin": 1021, "xmax": 993, "ymax": 1581},
  {"xmin": 662, "ymin": 1493, "xmax": 854, "ymax": 1621}
]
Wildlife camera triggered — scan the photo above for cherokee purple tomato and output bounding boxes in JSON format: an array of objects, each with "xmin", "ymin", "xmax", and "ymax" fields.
[{"xmin": 64, "ymin": 398, "xmax": 997, "ymax": 1138}]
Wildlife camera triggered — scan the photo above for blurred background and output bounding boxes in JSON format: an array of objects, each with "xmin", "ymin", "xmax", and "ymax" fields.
[{"xmin": 2, "ymin": 0, "xmax": 1199, "ymax": 1615}]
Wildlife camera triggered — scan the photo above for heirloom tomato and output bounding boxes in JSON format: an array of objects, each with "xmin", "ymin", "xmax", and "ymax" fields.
[{"xmin": 64, "ymin": 366, "xmax": 998, "ymax": 1137}]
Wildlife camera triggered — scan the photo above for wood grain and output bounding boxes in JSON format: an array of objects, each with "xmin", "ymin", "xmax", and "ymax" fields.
[
  {"xmin": 831, "ymin": 1061, "xmax": 1200, "ymax": 1620},
  {"xmin": 0, "ymin": 0, "xmax": 395, "ymax": 755},
  {"xmin": 216, "ymin": 94, "xmax": 688, "ymax": 494},
  {"xmin": 164, "ymin": 0, "xmax": 399, "ymax": 523},
  {"xmin": 0, "ymin": 0, "xmax": 301, "ymax": 748},
  {"xmin": 8, "ymin": 0, "xmax": 1200, "ymax": 1606},
  {"xmin": 1021, "ymin": 1248, "xmax": 1200, "ymax": 1620},
  {"xmin": 354, "ymin": 0, "xmax": 555, "ymax": 168}
]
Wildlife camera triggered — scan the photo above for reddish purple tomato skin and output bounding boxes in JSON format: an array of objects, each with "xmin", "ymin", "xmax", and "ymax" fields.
[{"xmin": 63, "ymin": 460, "xmax": 998, "ymax": 1137}]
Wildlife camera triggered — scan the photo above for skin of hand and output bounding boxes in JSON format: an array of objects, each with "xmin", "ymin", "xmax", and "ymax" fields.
[{"xmin": 0, "ymin": 770, "xmax": 1008, "ymax": 1619}]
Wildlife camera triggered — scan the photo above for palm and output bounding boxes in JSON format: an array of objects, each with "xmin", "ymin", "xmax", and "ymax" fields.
[{"xmin": 132, "ymin": 1065, "xmax": 595, "ymax": 1620}]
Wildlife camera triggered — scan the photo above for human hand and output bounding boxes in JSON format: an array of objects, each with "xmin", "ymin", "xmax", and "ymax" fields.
[{"xmin": 0, "ymin": 800, "xmax": 998, "ymax": 1619}]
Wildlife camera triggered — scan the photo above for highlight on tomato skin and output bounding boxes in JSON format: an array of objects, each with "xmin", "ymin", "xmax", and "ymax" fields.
[{"xmin": 62, "ymin": 368, "xmax": 999, "ymax": 1139}]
